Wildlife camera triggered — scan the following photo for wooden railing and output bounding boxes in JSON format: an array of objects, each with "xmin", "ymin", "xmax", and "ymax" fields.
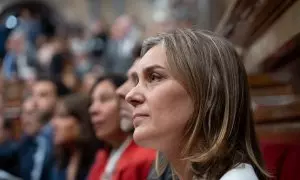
[{"xmin": 250, "ymin": 73, "xmax": 300, "ymax": 144}]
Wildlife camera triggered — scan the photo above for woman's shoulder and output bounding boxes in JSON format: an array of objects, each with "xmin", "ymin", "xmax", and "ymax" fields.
[{"xmin": 220, "ymin": 163, "xmax": 258, "ymax": 180}]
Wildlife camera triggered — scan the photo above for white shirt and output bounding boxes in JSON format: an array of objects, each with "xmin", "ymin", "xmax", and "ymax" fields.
[
  {"xmin": 31, "ymin": 136, "xmax": 47, "ymax": 180},
  {"xmin": 101, "ymin": 137, "xmax": 132, "ymax": 180},
  {"xmin": 220, "ymin": 163, "xmax": 258, "ymax": 180}
]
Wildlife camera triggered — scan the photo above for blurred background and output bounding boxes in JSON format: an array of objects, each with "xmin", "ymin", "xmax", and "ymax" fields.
[{"xmin": 0, "ymin": 0, "xmax": 299, "ymax": 179}]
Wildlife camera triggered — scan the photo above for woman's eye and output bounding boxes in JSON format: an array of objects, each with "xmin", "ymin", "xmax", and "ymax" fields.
[{"xmin": 149, "ymin": 73, "xmax": 162, "ymax": 82}]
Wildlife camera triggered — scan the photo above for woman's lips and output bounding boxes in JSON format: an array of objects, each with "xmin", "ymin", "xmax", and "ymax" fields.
[{"xmin": 132, "ymin": 113, "xmax": 149, "ymax": 127}]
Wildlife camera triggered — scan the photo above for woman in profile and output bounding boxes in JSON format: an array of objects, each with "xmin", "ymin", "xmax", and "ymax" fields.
[
  {"xmin": 126, "ymin": 29, "xmax": 268, "ymax": 180},
  {"xmin": 88, "ymin": 74, "xmax": 155, "ymax": 180},
  {"xmin": 52, "ymin": 93, "xmax": 99, "ymax": 180}
]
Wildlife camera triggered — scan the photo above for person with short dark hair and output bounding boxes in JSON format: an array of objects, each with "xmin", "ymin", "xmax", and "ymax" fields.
[
  {"xmin": 18, "ymin": 96, "xmax": 53, "ymax": 180},
  {"xmin": 18, "ymin": 77, "xmax": 72, "ymax": 180}
]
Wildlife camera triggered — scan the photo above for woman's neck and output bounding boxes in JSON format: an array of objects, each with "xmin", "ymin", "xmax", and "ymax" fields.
[{"xmin": 163, "ymin": 148, "xmax": 193, "ymax": 180}]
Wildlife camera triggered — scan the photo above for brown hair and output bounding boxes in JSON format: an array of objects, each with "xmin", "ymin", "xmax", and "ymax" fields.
[
  {"xmin": 55, "ymin": 93, "xmax": 100, "ymax": 175},
  {"xmin": 141, "ymin": 29, "xmax": 268, "ymax": 180}
]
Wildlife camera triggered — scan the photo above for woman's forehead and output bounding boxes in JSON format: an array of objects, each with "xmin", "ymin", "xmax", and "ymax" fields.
[
  {"xmin": 93, "ymin": 81, "xmax": 117, "ymax": 95},
  {"xmin": 135, "ymin": 46, "xmax": 168, "ymax": 71}
]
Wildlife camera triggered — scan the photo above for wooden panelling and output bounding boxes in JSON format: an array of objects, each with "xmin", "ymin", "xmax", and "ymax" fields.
[
  {"xmin": 254, "ymin": 98, "xmax": 300, "ymax": 123},
  {"xmin": 251, "ymin": 85, "xmax": 294, "ymax": 96},
  {"xmin": 256, "ymin": 122, "xmax": 300, "ymax": 143},
  {"xmin": 248, "ymin": 73, "xmax": 288, "ymax": 88}
]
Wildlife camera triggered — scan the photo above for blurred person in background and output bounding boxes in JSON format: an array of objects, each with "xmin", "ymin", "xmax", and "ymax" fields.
[
  {"xmin": 2, "ymin": 30, "xmax": 37, "ymax": 81},
  {"xmin": 87, "ymin": 20, "xmax": 108, "ymax": 65},
  {"xmin": 0, "ymin": 116, "xmax": 20, "ymax": 179},
  {"xmin": 88, "ymin": 74, "xmax": 155, "ymax": 180},
  {"xmin": 72, "ymin": 42, "xmax": 92, "ymax": 79},
  {"xmin": 19, "ymin": 76, "xmax": 71, "ymax": 180},
  {"xmin": 36, "ymin": 36, "xmax": 61, "ymax": 75},
  {"xmin": 19, "ymin": 96, "xmax": 52, "ymax": 180},
  {"xmin": 18, "ymin": 8, "xmax": 42, "ymax": 46},
  {"xmin": 103, "ymin": 15, "xmax": 142, "ymax": 75},
  {"xmin": 48, "ymin": 37, "xmax": 72, "ymax": 80},
  {"xmin": 51, "ymin": 93, "xmax": 99, "ymax": 180},
  {"xmin": 32, "ymin": 75, "xmax": 72, "ymax": 137},
  {"xmin": 69, "ymin": 28, "xmax": 93, "ymax": 80}
]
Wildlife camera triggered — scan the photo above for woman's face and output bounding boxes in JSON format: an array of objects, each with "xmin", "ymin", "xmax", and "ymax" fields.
[
  {"xmin": 126, "ymin": 45, "xmax": 194, "ymax": 151},
  {"xmin": 89, "ymin": 80, "xmax": 122, "ymax": 142},
  {"xmin": 52, "ymin": 102, "xmax": 80, "ymax": 145}
]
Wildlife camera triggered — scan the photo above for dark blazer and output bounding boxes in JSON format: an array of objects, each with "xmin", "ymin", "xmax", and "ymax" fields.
[
  {"xmin": 147, "ymin": 164, "xmax": 173, "ymax": 180},
  {"xmin": 19, "ymin": 125, "xmax": 54, "ymax": 180},
  {"xmin": 0, "ymin": 140, "xmax": 20, "ymax": 177}
]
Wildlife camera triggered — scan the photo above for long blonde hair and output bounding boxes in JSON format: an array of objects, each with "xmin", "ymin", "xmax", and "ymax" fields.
[{"xmin": 141, "ymin": 29, "xmax": 268, "ymax": 180}]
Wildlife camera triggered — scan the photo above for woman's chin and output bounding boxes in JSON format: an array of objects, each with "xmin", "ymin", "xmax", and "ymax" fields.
[{"xmin": 133, "ymin": 127, "xmax": 154, "ymax": 148}]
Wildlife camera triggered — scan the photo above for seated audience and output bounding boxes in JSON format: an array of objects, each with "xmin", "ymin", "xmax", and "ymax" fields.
[{"xmin": 19, "ymin": 97, "xmax": 51, "ymax": 180}]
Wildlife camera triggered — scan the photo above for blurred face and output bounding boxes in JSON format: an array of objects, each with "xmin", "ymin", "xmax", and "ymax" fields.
[
  {"xmin": 111, "ymin": 16, "xmax": 132, "ymax": 40},
  {"xmin": 32, "ymin": 81, "xmax": 57, "ymax": 116},
  {"xmin": 89, "ymin": 80, "xmax": 122, "ymax": 142},
  {"xmin": 52, "ymin": 102, "xmax": 80, "ymax": 145},
  {"xmin": 116, "ymin": 61, "xmax": 138, "ymax": 132},
  {"xmin": 21, "ymin": 98, "xmax": 42, "ymax": 136},
  {"xmin": 126, "ymin": 45, "xmax": 194, "ymax": 151}
]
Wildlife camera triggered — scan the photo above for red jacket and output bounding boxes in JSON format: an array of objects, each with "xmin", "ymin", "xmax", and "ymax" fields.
[{"xmin": 88, "ymin": 139, "xmax": 156, "ymax": 180}]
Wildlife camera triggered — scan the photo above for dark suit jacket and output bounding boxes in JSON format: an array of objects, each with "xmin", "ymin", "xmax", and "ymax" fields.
[
  {"xmin": 147, "ymin": 164, "xmax": 173, "ymax": 180},
  {"xmin": 19, "ymin": 125, "xmax": 54, "ymax": 180},
  {"xmin": 0, "ymin": 140, "xmax": 20, "ymax": 177}
]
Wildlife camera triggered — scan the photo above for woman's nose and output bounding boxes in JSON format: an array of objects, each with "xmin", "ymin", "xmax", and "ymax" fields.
[{"xmin": 125, "ymin": 87, "xmax": 144, "ymax": 108}]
